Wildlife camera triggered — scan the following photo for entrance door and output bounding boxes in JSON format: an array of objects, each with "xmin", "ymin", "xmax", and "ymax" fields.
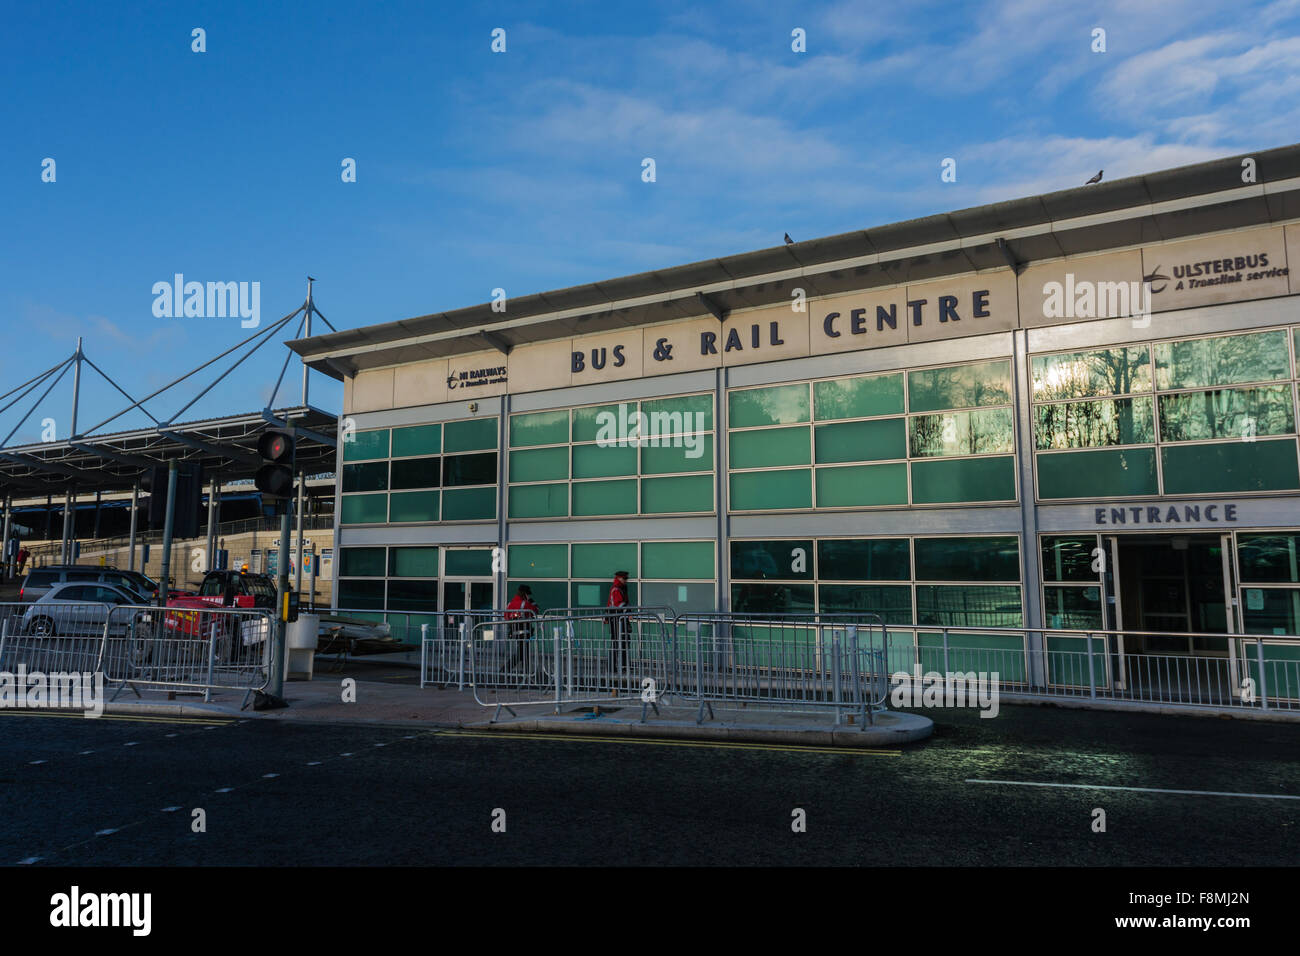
[
  {"xmin": 441, "ymin": 578, "xmax": 497, "ymax": 633},
  {"xmin": 1109, "ymin": 533, "xmax": 1231, "ymax": 655}
]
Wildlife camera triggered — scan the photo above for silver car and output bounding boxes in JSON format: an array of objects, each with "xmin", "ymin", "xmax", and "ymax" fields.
[{"xmin": 21, "ymin": 581, "xmax": 153, "ymax": 638}]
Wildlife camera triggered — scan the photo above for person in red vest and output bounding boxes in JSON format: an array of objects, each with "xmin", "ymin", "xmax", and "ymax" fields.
[
  {"xmin": 16, "ymin": 545, "xmax": 30, "ymax": 575},
  {"xmin": 607, "ymin": 571, "xmax": 630, "ymax": 678},
  {"xmin": 505, "ymin": 585, "xmax": 539, "ymax": 670}
]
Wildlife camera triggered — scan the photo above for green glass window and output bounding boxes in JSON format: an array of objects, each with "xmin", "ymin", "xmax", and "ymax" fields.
[
  {"xmin": 387, "ymin": 580, "xmax": 438, "ymax": 612},
  {"xmin": 572, "ymin": 443, "xmax": 637, "ymax": 478},
  {"xmin": 571, "ymin": 580, "xmax": 636, "ymax": 608},
  {"xmin": 440, "ymin": 486, "xmax": 496, "ymax": 520},
  {"xmin": 908, "ymin": 360, "xmax": 1011, "ymax": 412},
  {"xmin": 337, "ymin": 579, "xmax": 385, "ymax": 610},
  {"xmin": 443, "ymin": 452, "xmax": 497, "ymax": 487},
  {"xmin": 731, "ymin": 582, "xmax": 815, "ymax": 615},
  {"xmin": 730, "ymin": 540, "xmax": 814, "ymax": 580},
  {"xmin": 916, "ymin": 584, "xmax": 1022, "ymax": 627},
  {"xmin": 343, "ymin": 429, "xmax": 389, "ymax": 462},
  {"xmin": 911, "ymin": 456, "xmax": 1015, "ymax": 503},
  {"xmin": 1157, "ymin": 385, "xmax": 1294, "ymax": 442},
  {"xmin": 641, "ymin": 581, "xmax": 714, "ymax": 612},
  {"xmin": 573, "ymin": 404, "xmax": 627, "ymax": 443},
  {"xmin": 390, "ymin": 456, "xmax": 440, "ymax": 490},
  {"xmin": 443, "ymin": 417, "xmax": 498, "ymax": 452},
  {"xmin": 1238, "ymin": 534, "xmax": 1300, "ymax": 584},
  {"xmin": 729, "ymin": 384, "xmax": 810, "ymax": 427},
  {"xmin": 915, "ymin": 536, "xmax": 1019, "ymax": 581},
  {"xmin": 729, "ymin": 469, "xmax": 811, "ymax": 510},
  {"xmin": 641, "ymin": 440, "xmax": 713, "ymax": 474},
  {"xmin": 818, "ymin": 584, "xmax": 912, "ymax": 623},
  {"xmin": 643, "ymin": 542, "xmax": 714, "ymax": 579},
  {"xmin": 815, "ymin": 419, "xmax": 906, "ymax": 463},
  {"xmin": 572, "ymin": 543, "xmax": 638, "ymax": 579},
  {"xmin": 342, "ymin": 461, "xmax": 388, "ymax": 493},
  {"xmin": 509, "ymin": 410, "xmax": 568, "ymax": 448},
  {"xmin": 1035, "ymin": 398, "xmax": 1155, "ymax": 449},
  {"xmin": 391, "ymin": 423, "xmax": 441, "ymax": 457},
  {"xmin": 339, "ymin": 547, "xmax": 385, "ymax": 577},
  {"xmin": 814, "ymin": 463, "xmax": 908, "ymax": 507},
  {"xmin": 571, "ymin": 479, "xmax": 637, "ymax": 516},
  {"xmin": 1031, "ymin": 347, "xmax": 1151, "ymax": 400},
  {"xmin": 510, "ymin": 446, "xmax": 569, "ymax": 483},
  {"xmin": 909, "ymin": 408, "xmax": 1014, "ymax": 457},
  {"xmin": 388, "ymin": 490, "xmax": 439, "ymax": 522},
  {"xmin": 389, "ymin": 547, "xmax": 439, "ymax": 578},
  {"xmin": 1043, "ymin": 585, "xmax": 1103, "ymax": 628},
  {"xmin": 642, "ymin": 394, "xmax": 713, "ymax": 434},
  {"xmin": 816, "ymin": 539, "xmax": 910, "ymax": 580},
  {"xmin": 508, "ymin": 544, "xmax": 567, "ymax": 579},
  {"xmin": 1154, "ymin": 330, "xmax": 1290, "ymax": 390},
  {"xmin": 445, "ymin": 549, "xmax": 494, "ymax": 576},
  {"xmin": 340, "ymin": 493, "xmax": 387, "ymax": 524},
  {"xmin": 508, "ymin": 483, "xmax": 567, "ymax": 518},
  {"xmin": 1037, "ymin": 448, "xmax": 1158, "ymax": 499},
  {"xmin": 729, "ymin": 426, "xmax": 810, "ymax": 468},
  {"xmin": 641, "ymin": 475, "xmax": 713, "ymax": 513},
  {"xmin": 509, "ymin": 579, "xmax": 566, "ymax": 612},
  {"xmin": 1241, "ymin": 588, "xmax": 1300, "ymax": 634},
  {"xmin": 813, "ymin": 373, "xmax": 904, "ymax": 421},
  {"xmin": 1161, "ymin": 440, "xmax": 1300, "ymax": 494},
  {"xmin": 1041, "ymin": 537, "xmax": 1099, "ymax": 582}
]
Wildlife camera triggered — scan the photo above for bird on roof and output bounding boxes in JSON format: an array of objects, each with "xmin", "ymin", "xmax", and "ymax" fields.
[
  {"xmin": 784, "ymin": 233, "xmax": 794, "ymax": 244},
  {"xmin": 1085, "ymin": 170, "xmax": 1103, "ymax": 185}
]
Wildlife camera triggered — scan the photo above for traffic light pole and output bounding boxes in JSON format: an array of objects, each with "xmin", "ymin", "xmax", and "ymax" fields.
[{"xmin": 270, "ymin": 504, "xmax": 290, "ymax": 699}]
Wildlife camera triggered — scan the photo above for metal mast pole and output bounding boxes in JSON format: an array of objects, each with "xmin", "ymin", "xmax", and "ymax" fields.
[
  {"xmin": 157, "ymin": 461, "xmax": 178, "ymax": 605},
  {"xmin": 128, "ymin": 481, "xmax": 139, "ymax": 572},
  {"xmin": 70, "ymin": 337, "xmax": 82, "ymax": 439},
  {"xmin": 301, "ymin": 277, "xmax": 314, "ymax": 407}
]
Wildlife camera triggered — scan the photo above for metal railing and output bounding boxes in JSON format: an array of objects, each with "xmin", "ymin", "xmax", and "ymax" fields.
[
  {"xmin": 889, "ymin": 626, "xmax": 1300, "ymax": 712},
  {"xmin": 0, "ymin": 600, "xmax": 273, "ymax": 707},
  {"xmin": 675, "ymin": 611, "xmax": 890, "ymax": 726}
]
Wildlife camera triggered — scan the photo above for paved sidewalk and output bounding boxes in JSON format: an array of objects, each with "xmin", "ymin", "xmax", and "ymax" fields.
[{"xmin": 102, "ymin": 672, "xmax": 934, "ymax": 747}]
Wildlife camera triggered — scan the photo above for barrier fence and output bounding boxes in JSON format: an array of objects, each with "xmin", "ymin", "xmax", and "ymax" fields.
[
  {"xmin": 0, "ymin": 601, "xmax": 273, "ymax": 707},
  {"xmin": 889, "ymin": 626, "xmax": 1300, "ymax": 712}
]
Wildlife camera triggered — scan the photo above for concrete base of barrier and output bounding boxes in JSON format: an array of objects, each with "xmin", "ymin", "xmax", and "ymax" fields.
[{"xmin": 488, "ymin": 705, "xmax": 934, "ymax": 747}]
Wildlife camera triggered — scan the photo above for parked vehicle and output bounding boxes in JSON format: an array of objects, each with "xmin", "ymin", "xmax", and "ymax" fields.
[
  {"xmin": 19, "ymin": 565, "xmax": 157, "ymax": 604},
  {"xmin": 20, "ymin": 581, "xmax": 154, "ymax": 638},
  {"xmin": 162, "ymin": 569, "xmax": 276, "ymax": 661}
]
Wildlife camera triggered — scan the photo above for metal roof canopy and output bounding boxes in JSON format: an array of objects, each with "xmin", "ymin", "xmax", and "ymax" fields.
[
  {"xmin": 291, "ymin": 142, "xmax": 1300, "ymax": 377},
  {"xmin": 0, "ymin": 281, "xmax": 340, "ymax": 496}
]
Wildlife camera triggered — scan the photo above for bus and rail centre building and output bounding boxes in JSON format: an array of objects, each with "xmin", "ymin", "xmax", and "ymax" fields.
[{"xmin": 293, "ymin": 144, "xmax": 1300, "ymax": 676}]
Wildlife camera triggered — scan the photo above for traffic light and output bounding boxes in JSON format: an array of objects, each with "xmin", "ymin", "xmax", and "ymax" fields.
[{"xmin": 255, "ymin": 429, "xmax": 296, "ymax": 498}]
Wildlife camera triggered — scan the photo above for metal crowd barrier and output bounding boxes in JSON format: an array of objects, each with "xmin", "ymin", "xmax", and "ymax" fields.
[
  {"xmin": 101, "ymin": 604, "xmax": 274, "ymax": 705},
  {"xmin": 890, "ymin": 626, "xmax": 1300, "ymax": 712},
  {"xmin": 420, "ymin": 610, "xmax": 513, "ymax": 689},
  {"xmin": 468, "ymin": 607, "xmax": 675, "ymax": 721},
  {"xmin": 674, "ymin": 611, "xmax": 890, "ymax": 727},
  {"xmin": 0, "ymin": 601, "xmax": 274, "ymax": 707}
]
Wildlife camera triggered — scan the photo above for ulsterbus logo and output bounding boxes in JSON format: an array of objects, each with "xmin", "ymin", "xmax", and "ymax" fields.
[
  {"xmin": 151, "ymin": 274, "xmax": 260, "ymax": 328},
  {"xmin": 0, "ymin": 666, "xmax": 103, "ymax": 717},
  {"xmin": 595, "ymin": 403, "xmax": 707, "ymax": 459}
]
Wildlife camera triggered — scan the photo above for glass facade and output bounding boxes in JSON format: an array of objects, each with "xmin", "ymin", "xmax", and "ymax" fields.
[
  {"xmin": 506, "ymin": 541, "xmax": 717, "ymax": 613},
  {"xmin": 1033, "ymin": 328, "xmax": 1300, "ymax": 500}
]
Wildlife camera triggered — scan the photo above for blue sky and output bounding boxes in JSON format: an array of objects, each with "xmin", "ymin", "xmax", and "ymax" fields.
[{"xmin": 3, "ymin": 0, "xmax": 1299, "ymax": 443}]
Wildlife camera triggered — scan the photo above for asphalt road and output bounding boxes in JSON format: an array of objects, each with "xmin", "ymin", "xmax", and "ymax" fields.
[{"xmin": 0, "ymin": 704, "xmax": 1297, "ymax": 866}]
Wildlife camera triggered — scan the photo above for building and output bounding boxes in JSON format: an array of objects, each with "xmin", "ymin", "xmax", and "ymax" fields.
[{"xmin": 293, "ymin": 143, "xmax": 1300, "ymax": 677}]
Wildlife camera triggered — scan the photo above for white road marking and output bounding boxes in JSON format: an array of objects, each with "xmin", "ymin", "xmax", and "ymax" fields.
[
  {"xmin": 306, "ymin": 761, "xmax": 321, "ymax": 766},
  {"xmin": 18, "ymin": 857, "xmax": 41, "ymax": 865},
  {"xmin": 966, "ymin": 779, "xmax": 1300, "ymax": 801},
  {"xmin": 374, "ymin": 743, "xmax": 386, "ymax": 748},
  {"xmin": 340, "ymin": 752, "xmax": 352, "ymax": 757},
  {"xmin": 29, "ymin": 760, "xmax": 45, "ymax": 765},
  {"xmin": 161, "ymin": 807, "xmax": 181, "ymax": 813},
  {"xmin": 79, "ymin": 750, "xmax": 93, "ymax": 755},
  {"xmin": 95, "ymin": 828, "xmax": 118, "ymax": 836},
  {"xmin": 165, "ymin": 733, "xmax": 178, "ymax": 738},
  {"xmin": 124, "ymin": 741, "xmax": 139, "ymax": 747},
  {"xmin": 215, "ymin": 787, "xmax": 234, "ymax": 793},
  {"xmin": 263, "ymin": 773, "xmax": 279, "ymax": 778}
]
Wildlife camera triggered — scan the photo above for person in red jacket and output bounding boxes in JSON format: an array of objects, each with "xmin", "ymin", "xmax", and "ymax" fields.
[
  {"xmin": 607, "ymin": 571, "xmax": 630, "ymax": 678},
  {"xmin": 505, "ymin": 585, "xmax": 539, "ymax": 671}
]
